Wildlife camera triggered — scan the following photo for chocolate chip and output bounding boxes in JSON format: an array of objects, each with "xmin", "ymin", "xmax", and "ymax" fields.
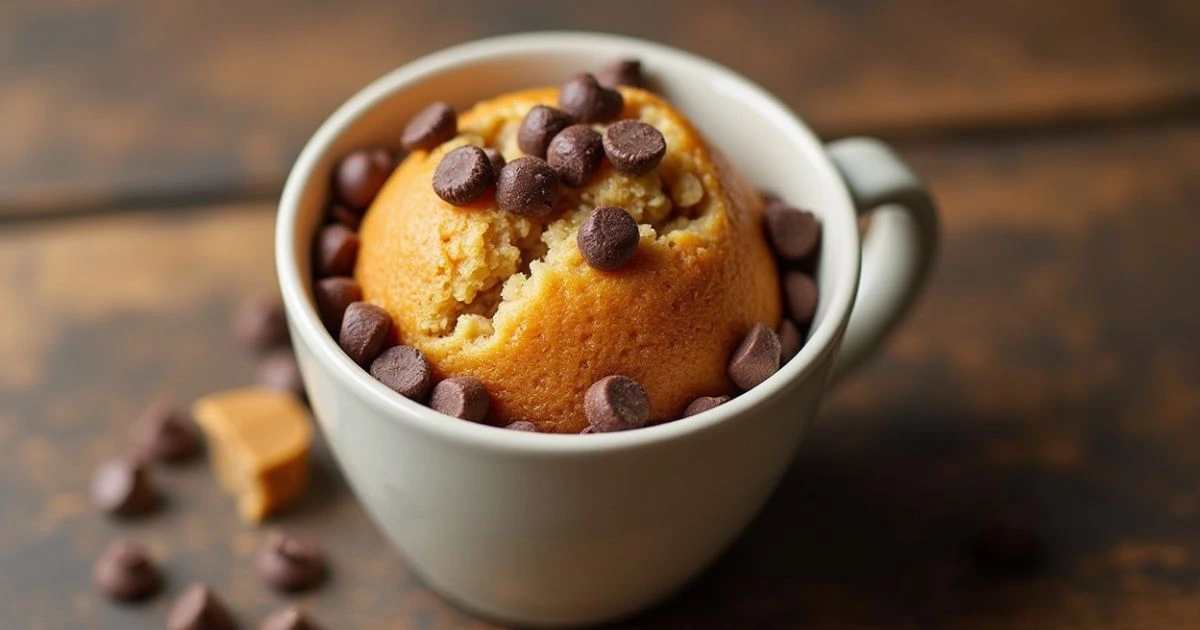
[
  {"xmin": 260, "ymin": 607, "xmax": 326, "ymax": 630},
  {"xmin": 603, "ymin": 120, "xmax": 666, "ymax": 175},
  {"xmin": 596, "ymin": 59, "xmax": 646, "ymax": 89},
  {"xmin": 168, "ymin": 583, "xmax": 236, "ymax": 630},
  {"xmin": 430, "ymin": 376, "xmax": 489, "ymax": 422},
  {"xmin": 783, "ymin": 271, "xmax": 818, "ymax": 325},
  {"xmin": 256, "ymin": 529, "xmax": 326, "ymax": 592},
  {"xmin": 401, "ymin": 101, "xmax": 456, "ymax": 151},
  {"xmin": 313, "ymin": 277, "xmax": 362, "ymax": 333},
  {"xmin": 504, "ymin": 421, "xmax": 538, "ymax": 432},
  {"xmin": 682, "ymin": 396, "xmax": 730, "ymax": 418},
  {"xmin": 577, "ymin": 206, "xmax": 639, "ymax": 270},
  {"xmin": 433, "ymin": 145, "xmax": 494, "ymax": 205},
  {"xmin": 547, "ymin": 124, "xmax": 604, "ymax": 187},
  {"xmin": 91, "ymin": 458, "xmax": 158, "ymax": 517},
  {"xmin": 778, "ymin": 318, "xmax": 803, "ymax": 362},
  {"xmin": 131, "ymin": 401, "xmax": 200, "ymax": 462},
  {"xmin": 327, "ymin": 203, "xmax": 361, "ymax": 231},
  {"xmin": 314, "ymin": 224, "xmax": 360, "ymax": 278},
  {"xmin": 92, "ymin": 539, "xmax": 163, "ymax": 601},
  {"xmin": 764, "ymin": 202, "xmax": 821, "ymax": 262},
  {"xmin": 483, "ymin": 147, "xmax": 506, "ymax": 174},
  {"xmin": 584, "ymin": 375, "xmax": 650, "ymax": 432},
  {"xmin": 338, "ymin": 302, "xmax": 391, "ymax": 366},
  {"xmin": 334, "ymin": 149, "xmax": 395, "ymax": 211},
  {"xmin": 233, "ymin": 295, "xmax": 288, "ymax": 353},
  {"xmin": 728, "ymin": 323, "xmax": 782, "ymax": 391},
  {"xmin": 495, "ymin": 156, "xmax": 559, "ymax": 217},
  {"xmin": 370, "ymin": 345, "xmax": 432, "ymax": 401},
  {"xmin": 258, "ymin": 348, "xmax": 306, "ymax": 399},
  {"xmin": 972, "ymin": 517, "xmax": 1045, "ymax": 577},
  {"xmin": 558, "ymin": 73, "xmax": 624, "ymax": 123},
  {"xmin": 517, "ymin": 105, "xmax": 574, "ymax": 158}
]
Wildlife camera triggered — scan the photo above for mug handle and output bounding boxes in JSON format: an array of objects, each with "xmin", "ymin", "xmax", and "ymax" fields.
[{"xmin": 825, "ymin": 137, "xmax": 940, "ymax": 385}]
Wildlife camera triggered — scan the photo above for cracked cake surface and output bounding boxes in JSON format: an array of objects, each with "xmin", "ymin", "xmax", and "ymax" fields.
[{"xmin": 355, "ymin": 86, "xmax": 781, "ymax": 432}]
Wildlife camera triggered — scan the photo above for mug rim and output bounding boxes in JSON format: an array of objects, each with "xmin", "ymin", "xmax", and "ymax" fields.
[{"xmin": 276, "ymin": 31, "xmax": 861, "ymax": 453}]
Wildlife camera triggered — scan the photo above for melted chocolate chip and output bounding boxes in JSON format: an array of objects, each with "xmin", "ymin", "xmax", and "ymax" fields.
[
  {"xmin": 602, "ymin": 120, "xmax": 666, "ymax": 175},
  {"xmin": 495, "ymin": 156, "xmax": 559, "ymax": 217}
]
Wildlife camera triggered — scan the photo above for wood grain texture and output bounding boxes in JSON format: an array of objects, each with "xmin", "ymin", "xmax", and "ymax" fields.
[
  {"xmin": 1, "ymin": 121, "xmax": 1197, "ymax": 628},
  {"xmin": 1, "ymin": 0, "xmax": 1197, "ymax": 216}
]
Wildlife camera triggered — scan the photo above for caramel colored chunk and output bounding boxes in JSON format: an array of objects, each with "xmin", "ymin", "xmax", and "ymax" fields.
[{"xmin": 192, "ymin": 388, "xmax": 313, "ymax": 522}]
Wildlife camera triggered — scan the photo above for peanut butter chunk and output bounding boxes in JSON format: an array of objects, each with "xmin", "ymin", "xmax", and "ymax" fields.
[{"xmin": 192, "ymin": 388, "xmax": 313, "ymax": 522}]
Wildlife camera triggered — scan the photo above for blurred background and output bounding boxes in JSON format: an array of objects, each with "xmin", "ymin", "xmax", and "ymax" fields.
[{"xmin": 1, "ymin": 0, "xmax": 1198, "ymax": 628}]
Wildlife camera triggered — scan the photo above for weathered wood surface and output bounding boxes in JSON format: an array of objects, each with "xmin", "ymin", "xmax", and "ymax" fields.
[
  {"xmin": 2, "ymin": 121, "xmax": 1197, "ymax": 628},
  {"xmin": 2, "ymin": 0, "xmax": 1197, "ymax": 216}
]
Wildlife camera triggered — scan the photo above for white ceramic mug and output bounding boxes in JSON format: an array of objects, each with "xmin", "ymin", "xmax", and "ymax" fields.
[{"xmin": 277, "ymin": 32, "xmax": 938, "ymax": 627}]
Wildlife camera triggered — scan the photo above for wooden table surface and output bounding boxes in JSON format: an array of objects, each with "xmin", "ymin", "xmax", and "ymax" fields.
[{"xmin": 2, "ymin": 1, "xmax": 1198, "ymax": 628}]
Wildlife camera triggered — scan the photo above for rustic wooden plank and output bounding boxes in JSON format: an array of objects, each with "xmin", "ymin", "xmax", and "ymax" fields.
[
  {"xmin": 1, "ymin": 121, "xmax": 1199, "ymax": 627},
  {"xmin": 1, "ymin": 0, "xmax": 1197, "ymax": 216}
]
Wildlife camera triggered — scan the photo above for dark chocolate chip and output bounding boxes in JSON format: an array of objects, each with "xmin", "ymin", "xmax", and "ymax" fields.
[
  {"xmin": 256, "ymin": 529, "xmax": 326, "ymax": 592},
  {"xmin": 603, "ymin": 120, "xmax": 666, "ymax": 175},
  {"xmin": 558, "ymin": 73, "xmax": 624, "ymax": 123},
  {"xmin": 765, "ymin": 202, "xmax": 821, "ymax": 262},
  {"xmin": 517, "ymin": 105, "xmax": 574, "ymax": 158},
  {"xmin": 233, "ymin": 295, "xmax": 289, "ymax": 353},
  {"xmin": 314, "ymin": 224, "xmax": 360, "ymax": 278},
  {"xmin": 504, "ymin": 421, "xmax": 538, "ymax": 432},
  {"xmin": 327, "ymin": 203, "xmax": 362, "ymax": 231},
  {"xmin": 92, "ymin": 539, "xmax": 163, "ymax": 601},
  {"xmin": 433, "ymin": 145, "xmax": 494, "ymax": 205},
  {"xmin": 483, "ymin": 148, "xmax": 506, "ymax": 174},
  {"xmin": 313, "ymin": 277, "xmax": 362, "ymax": 333},
  {"xmin": 91, "ymin": 458, "xmax": 158, "ymax": 517},
  {"xmin": 258, "ymin": 348, "xmax": 306, "ymax": 399},
  {"xmin": 596, "ymin": 59, "xmax": 646, "ymax": 89},
  {"xmin": 682, "ymin": 396, "xmax": 730, "ymax": 418},
  {"xmin": 369, "ymin": 345, "xmax": 432, "ymax": 401},
  {"xmin": 131, "ymin": 401, "xmax": 200, "ymax": 463},
  {"xmin": 338, "ymin": 302, "xmax": 391, "ymax": 366},
  {"xmin": 547, "ymin": 124, "xmax": 604, "ymax": 187},
  {"xmin": 334, "ymin": 149, "xmax": 395, "ymax": 211},
  {"xmin": 778, "ymin": 318, "xmax": 803, "ymax": 362},
  {"xmin": 728, "ymin": 323, "xmax": 782, "ymax": 391},
  {"xmin": 260, "ymin": 607, "xmax": 326, "ymax": 630},
  {"xmin": 972, "ymin": 517, "xmax": 1045, "ymax": 577},
  {"xmin": 783, "ymin": 271, "xmax": 818, "ymax": 326},
  {"xmin": 495, "ymin": 156, "xmax": 559, "ymax": 217},
  {"xmin": 429, "ymin": 376, "xmax": 489, "ymax": 422},
  {"xmin": 401, "ymin": 101, "xmax": 457, "ymax": 151},
  {"xmin": 584, "ymin": 375, "xmax": 650, "ymax": 432},
  {"xmin": 168, "ymin": 583, "xmax": 235, "ymax": 630},
  {"xmin": 577, "ymin": 206, "xmax": 639, "ymax": 270}
]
